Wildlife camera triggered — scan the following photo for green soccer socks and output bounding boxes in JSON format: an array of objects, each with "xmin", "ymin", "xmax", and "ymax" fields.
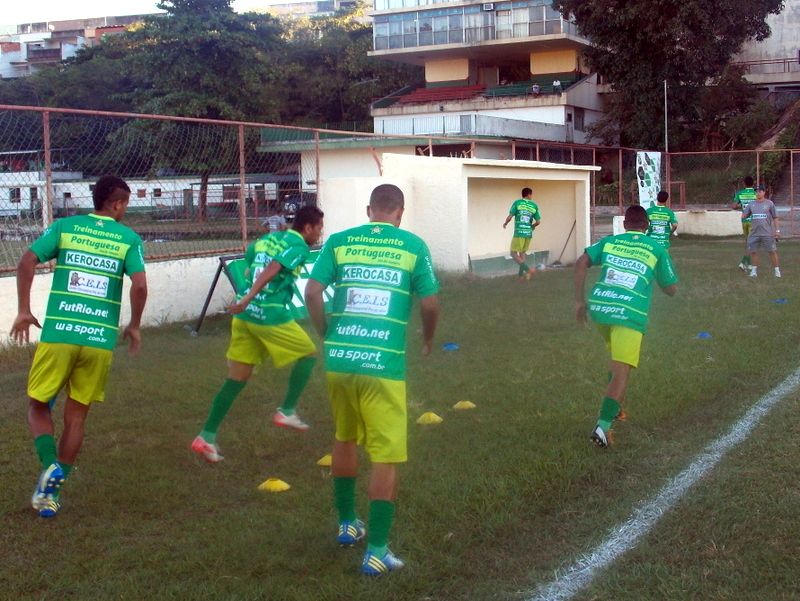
[
  {"xmin": 334, "ymin": 476, "xmax": 358, "ymax": 523},
  {"xmin": 34, "ymin": 434, "xmax": 58, "ymax": 469},
  {"xmin": 367, "ymin": 500, "xmax": 396, "ymax": 557},
  {"xmin": 597, "ymin": 396, "xmax": 621, "ymax": 432},
  {"xmin": 278, "ymin": 356, "xmax": 316, "ymax": 416},
  {"xmin": 200, "ymin": 379, "xmax": 247, "ymax": 444}
]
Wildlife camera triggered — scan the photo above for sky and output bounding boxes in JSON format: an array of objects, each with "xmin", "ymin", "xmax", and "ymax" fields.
[{"xmin": 0, "ymin": 0, "xmax": 296, "ymax": 31}]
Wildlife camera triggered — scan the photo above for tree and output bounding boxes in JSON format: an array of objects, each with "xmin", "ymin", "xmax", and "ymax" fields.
[
  {"xmin": 122, "ymin": 0, "xmax": 285, "ymax": 220},
  {"xmin": 553, "ymin": 0, "xmax": 784, "ymax": 149}
]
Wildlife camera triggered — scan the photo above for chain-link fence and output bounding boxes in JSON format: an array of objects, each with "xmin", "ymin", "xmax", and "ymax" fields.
[{"xmin": 3, "ymin": 104, "xmax": 797, "ymax": 272}]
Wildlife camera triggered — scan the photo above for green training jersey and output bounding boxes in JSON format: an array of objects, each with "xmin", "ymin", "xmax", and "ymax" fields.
[
  {"xmin": 734, "ymin": 187, "xmax": 757, "ymax": 223},
  {"xmin": 508, "ymin": 198, "xmax": 541, "ymax": 238},
  {"xmin": 584, "ymin": 231, "xmax": 678, "ymax": 334},
  {"xmin": 236, "ymin": 229, "xmax": 309, "ymax": 326},
  {"xmin": 310, "ymin": 222, "xmax": 439, "ymax": 381},
  {"xmin": 646, "ymin": 205, "xmax": 678, "ymax": 248},
  {"xmin": 29, "ymin": 213, "xmax": 145, "ymax": 350}
]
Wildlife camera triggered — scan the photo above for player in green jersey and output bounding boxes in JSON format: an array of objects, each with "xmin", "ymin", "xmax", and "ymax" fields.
[
  {"xmin": 646, "ymin": 191, "xmax": 678, "ymax": 248},
  {"xmin": 503, "ymin": 187, "xmax": 541, "ymax": 279},
  {"xmin": 11, "ymin": 175, "xmax": 148, "ymax": 518},
  {"xmin": 732, "ymin": 176, "xmax": 757, "ymax": 272},
  {"xmin": 305, "ymin": 184, "xmax": 439, "ymax": 576},
  {"xmin": 574, "ymin": 205, "xmax": 678, "ymax": 448},
  {"xmin": 191, "ymin": 205, "xmax": 324, "ymax": 463}
]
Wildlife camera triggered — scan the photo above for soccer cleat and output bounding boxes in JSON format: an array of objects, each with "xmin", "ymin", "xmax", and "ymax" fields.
[
  {"xmin": 738, "ymin": 262, "xmax": 747, "ymax": 272},
  {"xmin": 774, "ymin": 267, "xmax": 782, "ymax": 278},
  {"xmin": 31, "ymin": 463, "xmax": 65, "ymax": 510},
  {"xmin": 336, "ymin": 519, "xmax": 366, "ymax": 546},
  {"xmin": 190, "ymin": 436, "xmax": 224, "ymax": 463},
  {"xmin": 272, "ymin": 410, "xmax": 310, "ymax": 431},
  {"xmin": 590, "ymin": 424, "xmax": 613, "ymax": 448},
  {"xmin": 361, "ymin": 549, "xmax": 405, "ymax": 576},
  {"xmin": 38, "ymin": 494, "xmax": 61, "ymax": 518},
  {"xmin": 748, "ymin": 268, "xmax": 757, "ymax": 278}
]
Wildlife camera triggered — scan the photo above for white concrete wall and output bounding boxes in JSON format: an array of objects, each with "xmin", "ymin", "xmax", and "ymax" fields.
[
  {"xmin": 0, "ymin": 257, "xmax": 233, "ymax": 345},
  {"xmin": 735, "ymin": 0, "xmax": 800, "ymax": 62},
  {"xmin": 673, "ymin": 210, "xmax": 743, "ymax": 236},
  {"xmin": 317, "ymin": 154, "xmax": 594, "ymax": 272}
]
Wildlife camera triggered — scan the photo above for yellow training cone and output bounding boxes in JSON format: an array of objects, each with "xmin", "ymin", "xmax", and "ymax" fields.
[
  {"xmin": 453, "ymin": 400, "xmax": 476, "ymax": 410},
  {"xmin": 317, "ymin": 454, "xmax": 332, "ymax": 467},
  {"xmin": 416, "ymin": 412, "xmax": 443, "ymax": 425},
  {"xmin": 258, "ymin": 478, "xmax": 291, "ymax": 492}
]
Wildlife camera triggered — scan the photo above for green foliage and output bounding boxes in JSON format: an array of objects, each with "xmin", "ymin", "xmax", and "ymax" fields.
[
  {"xmin": 554, "ymin": 0, "xmax": 784, "ymax": 149},
  {"xmin": 760, "ymin": 120, "xmax": 799, "ymax": 189}
]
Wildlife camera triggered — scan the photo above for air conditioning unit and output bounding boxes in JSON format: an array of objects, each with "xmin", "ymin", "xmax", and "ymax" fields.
[{"xmin": 482, "ymin": 3, "xmax": 495, "ymax": 10}]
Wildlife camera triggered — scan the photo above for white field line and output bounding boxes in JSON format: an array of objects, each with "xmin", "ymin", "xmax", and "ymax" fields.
[{"xmin": 527, "ymin": 366, "xmax": 800, "ymax": 601}]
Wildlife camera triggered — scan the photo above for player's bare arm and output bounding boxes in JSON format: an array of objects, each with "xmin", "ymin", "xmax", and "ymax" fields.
[
  {"xmin": 122, "ymin": 271, "xmax": 148, "ymax": 355},
  {"xmin": 574, "ymin": 253, "xmax": 591, "ymax": 325},
  {"xmin": 10, "ymin": 250, "xmax": 42, "ymax": 344},
  {"xmin": 304, "ymin": 278, "xmax": 328, "ymax": 338},
  {"xmin": 419, "ymin": 295, "xmax": 439, "ymax": 356}
]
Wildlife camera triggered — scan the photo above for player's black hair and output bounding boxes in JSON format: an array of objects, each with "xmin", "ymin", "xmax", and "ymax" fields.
[
  {"xmin": 657, "ymin": 190, "xmax": 669, "ymax": 203},
  {"xmin": 522, "ymin": 187, "xmax": 533, "ymax": 197},
  {"xmin": 92, "ymin": 175, "xmax": 130, "ymax": 210},
  {"xmin": 292, "ymin": 205, "xmax": 324, "ymax": 232},
  {"xmin": 744, "ymin": 176, "xmax": 754, "ymax": 187},
  {"xmin": 624, "ymin": 205, "xmax": 649, "ymax": 229},
  {"xmin": 369, "ymin": 184, "xmax": 404, "ymax": 212}
]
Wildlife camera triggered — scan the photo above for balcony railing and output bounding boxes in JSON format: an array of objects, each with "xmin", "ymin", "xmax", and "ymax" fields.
[
  {"xmin": 732, "ymin": 57, "xmax": 800, "ymax": 75},
  {"xmin": 26, "ymin": 48, "xmax": 62, "ymax": 62}
]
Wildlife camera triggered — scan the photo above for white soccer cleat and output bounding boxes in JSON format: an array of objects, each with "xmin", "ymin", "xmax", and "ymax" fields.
[
  {"xmin": 190, "ymin": 436, "xmax": 224, "ymax": 463},
  {"xmin": 590, "ymin": 424, "xmax": 611, "ymax": 448},
  {"xmin": 774, "ymin": 267, "xmax": 781, "ymax": 278},
  {"xmin": 273, "ymin": 410, "xmax": 310, "ymax": 431},
  {"xmin": 738, "ymin": 263, "xmax": 747, "ymax": 272}
]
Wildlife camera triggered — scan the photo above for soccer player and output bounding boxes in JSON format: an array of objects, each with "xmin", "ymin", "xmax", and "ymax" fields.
[
  {"xmin": 742, "ymin": 185, "xmax": 780, "ymax": 278},
  {"xmin": 646, "ymin": 190, "xmax": 678, "ymax": 248},
  {"xmin": 502, "ymin": 187, "xmax": 541, "ymax": 279},
  {"xmin": 305, "ymin": 184, "xmax": 439, "ymax": 576},
  {"xmin": 191, "ymin": 205, "xmax": 324, "ymax": 463},
  {"xmin": 574, "ymin": 205, "xmax": 678, "ymax": 448},
  {"xmin": 732, "ymin": 176, "xmax": 757, "ymax": 272},
  {"xmin": 11, "ymin": 175, "xmax": 148, "ymax": 518}
]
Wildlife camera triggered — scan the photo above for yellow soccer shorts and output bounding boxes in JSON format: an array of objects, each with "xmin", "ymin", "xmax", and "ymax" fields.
[
  {"xmin": 327, "ymin": 372, "xmax": 407, "ymax": 464},
  {"xmin": 28, "ymin": 342, "xmax": 114, "ymax": 406},
  {"xmin": 595, "ymin": 324, "xmax": 644, "ymax": 368},
  {"xmin": 510, "ymin": 236, "xmax": 532, "ymax": 253},
  {"xmin": 226, "ymin": 318, "xmax": 316, "ymax": 369},
  {"xmin": 742, "ymin": 221, "xmax": 751, "ymax": 237}
]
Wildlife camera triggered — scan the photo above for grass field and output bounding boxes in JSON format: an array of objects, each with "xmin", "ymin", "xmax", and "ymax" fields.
[{"xmin": 3, "ymin": 239, "xmax": 800, "ymax": 601}]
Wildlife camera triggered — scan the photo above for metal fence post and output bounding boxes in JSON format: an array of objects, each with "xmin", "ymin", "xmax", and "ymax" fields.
[
  {"xmin": 314, "ymin": 130, "xmax": 321, "ymax": 205},
  {"xmin": 618, "ymin": 148, "xmax": 623, "ymax": 214},
  {"xmin": 756, "ymin": 150, "xmax": 761, "ymax": 185},
  {"xmin": 42, "ymin": 111, "xmax": 53, "ymax": 231},
  {"xmin": 238, "ymin": 124, "xmax": 247, "ymax": 250}
]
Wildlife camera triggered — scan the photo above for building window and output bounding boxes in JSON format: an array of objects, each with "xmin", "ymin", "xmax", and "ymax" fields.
[
  {"xmin": 63, "ymin": 192, "xmax": 71, "ymax": 200},
  {"xmin": 575, "ymin": 107, "xmax": 585, "ymax": 131},
  {"xmin": 153, "ymin": 188, "xmax": 162, "ymax": 198},
  {"xmin": 10, "ymin": 187, "xmax": 21, "ymax": 203},
  {"xmin": 137, "ymin": 189, "xmax": 146, "ymax": 198},
  {"xmin": 30, "ymin": 187, "xmax": 38, "ymax": 202}
]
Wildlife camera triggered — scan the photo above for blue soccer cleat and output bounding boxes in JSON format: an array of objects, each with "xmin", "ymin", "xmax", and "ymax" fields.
[
  {"xmin": 38, "ymin": 494, "xmax": 62, "ymax": 518},
  {"xmin": 31, "ymin": 463, "xmax": 65, "ymax": 511},
  {"xmin": 336, "ymin": 519, "xmax": 366, "ymax": 546},
  {"xmin": 361, "ymin": 549, "xmax": 405, "ymax": 576}
]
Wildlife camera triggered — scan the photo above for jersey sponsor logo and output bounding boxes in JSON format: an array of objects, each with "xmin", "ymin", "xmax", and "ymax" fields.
[
  {"xmin": 64, "ymin": 251, "xmax": 120, "ymax": 274},
  {"xmin": 593, "ymin": 289, "xmax": 634, "ymax": 302},
  {"xmin": 73, "ymin": 224, "xmax": 123, "ymax": 240},
  {"xmin": 334, "ymin": 323, "xmax": 391, "ymax": 341},
  {"xmin": 53, "ymin": 320, "xmax": 109, "ymax": 342},
  {"xmin": 57, "ymin": 300, "xmax": 110, "ymax": 319},
  {"xmin": 67, "ymin": 234, "xmax": 122, "ymax": 254},
  {"xmin": 341, "ymin": 266, "xmax": 401, "ymax": 286},
  {"xmin": 651, "ymin": 225, "xmax": 667, "ymax": 234},
  {"xmin": 606, "ymin": 254, "xmax": 647, "ymax": 275},
  {"xmin": 345, "ymin": 288, "xmax": 391, "ymax": 316},
  {"xmin": 343, "ymin": 247, "xmax": 403, "ymax": 261},
  {"xmin": 328, "ymin": 347, "xmax": 386, "ymax": 370},
  {"xmin": 603, "ymin": 268, "xmax": 638, "ymax": 290},
  {"xmin": 589, "ymin": 303, "xmax": 627, "ymax": 316},
  {"xmin": 67, "ymin": 270, "xmax": 109, "ymax": 298}
]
